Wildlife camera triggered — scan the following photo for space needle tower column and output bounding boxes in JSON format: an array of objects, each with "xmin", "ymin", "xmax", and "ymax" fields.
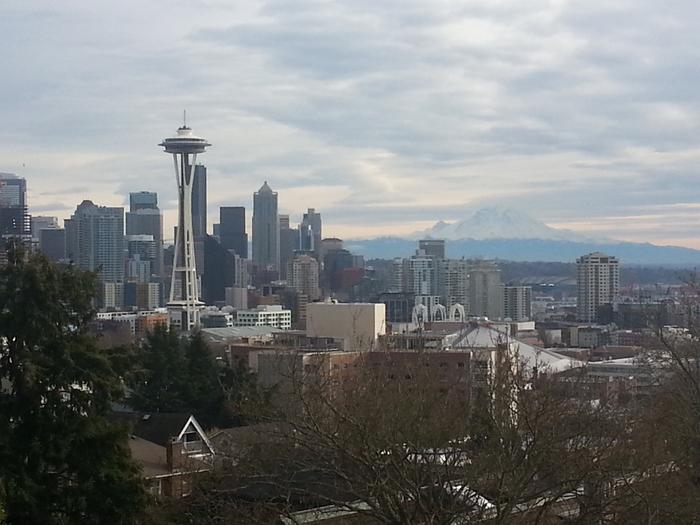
[{"xmin": 159, "ymin": 121, "xmax": 211, "ymax": 331}]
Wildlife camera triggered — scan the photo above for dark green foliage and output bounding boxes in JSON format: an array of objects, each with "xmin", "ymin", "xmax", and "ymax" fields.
[
  {"xmin": 129, "ymin": 326, "xmax": 264, "ymax": 428},
  {"xmin": 0, "ymin": 242, "xmax": 146, "ymax": 524}
]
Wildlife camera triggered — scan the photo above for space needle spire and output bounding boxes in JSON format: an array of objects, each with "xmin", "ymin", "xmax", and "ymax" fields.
[{"xmin": 159, "ymin": 119, "xmax": 211, "ymax": 331}]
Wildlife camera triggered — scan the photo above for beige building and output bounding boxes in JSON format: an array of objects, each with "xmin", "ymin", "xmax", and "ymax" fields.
[
  {"xmin": 306, "ymin": 302, "xmax": 386, "ymax": 351},
  {"xmin": 288, "ymin": 254, "xmax": 321, "ymax": 301}
]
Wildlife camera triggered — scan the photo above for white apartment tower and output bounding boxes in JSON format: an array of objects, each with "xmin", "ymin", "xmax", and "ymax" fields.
[{"xmin": 576, "ymin": 252, "xmax": 620, "ymax": 323}]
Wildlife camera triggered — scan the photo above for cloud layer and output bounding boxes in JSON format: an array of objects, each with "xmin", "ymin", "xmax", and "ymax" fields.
[{"xmin": 1, "ymin": 0, "xmax": 699, "ymax": 247}]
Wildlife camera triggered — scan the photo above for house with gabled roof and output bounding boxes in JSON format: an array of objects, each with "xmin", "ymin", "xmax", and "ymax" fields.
[{"xmin": 114, "ymin": 411, "xmax": 214, "ymax": 498}]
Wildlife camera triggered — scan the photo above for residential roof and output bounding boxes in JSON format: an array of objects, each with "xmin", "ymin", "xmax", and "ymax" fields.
[
  {"xmin": 451, "ymin": 324, "xmax": 583, "ymax": 374},
  {"xmin": 114, "ymin": 412, "xmax": 191, "ymax": 447},
  {"xmin": 201, "ymin": 326, "xmax": 283, "ymax": 342}
]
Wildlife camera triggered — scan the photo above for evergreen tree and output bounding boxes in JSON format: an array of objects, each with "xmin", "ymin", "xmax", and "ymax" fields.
[{"xmin": 0, "ymin": 242, "xmax": 146, "ymax": 524}]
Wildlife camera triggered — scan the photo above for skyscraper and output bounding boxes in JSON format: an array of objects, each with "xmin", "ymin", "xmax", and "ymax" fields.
[
  {"xmin": 299, "ymin": 208, "xmax": 322, "ymax": 256},
  {"xmin": 0, "ymin": 173, "xmax": 30, "ymax": 241},
  {"xmin": 192, "ymin": 165, "xmax": 207, "ymax": 238},
  {"xmin": 219, "ymin": 206, "xmax": 247, "ymax": 257},
  {"xmin": 129, "ymin": 191, "xmax": 158, "ymax": 211},
  {"xmin": 252, "ymin": 181, "xmax": 279, "ymax": 276},
  {"xmin": 65, "ymin": 200, "xmax": 124, "ymax": 283},
  {"xmin": 126, "ymin": 191, "xmax": 163, "ymax": 277},
  {"xmin": 279, "ymin": 214, "xmax": 298, "ymax": 280},
  {"xmin": 576, "ymin": 252, "xmax": 620, "ymax": 323},
  {"xmin": 159, "ymin": 123, "xmax": 211, "ymax": 331}
]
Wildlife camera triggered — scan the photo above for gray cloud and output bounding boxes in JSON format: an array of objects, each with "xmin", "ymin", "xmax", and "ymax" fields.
[{"xmin": 1, "ymin": 0, "xmax": 699, "ymax": 246}]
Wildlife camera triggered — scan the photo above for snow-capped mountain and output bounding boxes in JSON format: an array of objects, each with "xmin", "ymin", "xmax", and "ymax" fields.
[{"xmin": 413, "ymin": 207, "xmax": 602, "ymax": 242}]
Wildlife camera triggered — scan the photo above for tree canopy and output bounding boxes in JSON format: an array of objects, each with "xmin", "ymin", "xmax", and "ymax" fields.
[{"xmin": 0, "ymin": 242, "xmax": 146, "ymax": 524}]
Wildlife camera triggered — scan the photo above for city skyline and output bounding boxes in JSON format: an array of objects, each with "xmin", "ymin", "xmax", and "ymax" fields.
[{"xmin": 3, "ymin": 2, "xmax": 700, "ymax": 247}]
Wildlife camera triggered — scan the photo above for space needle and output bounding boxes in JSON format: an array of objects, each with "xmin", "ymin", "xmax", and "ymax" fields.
[{"xmin": 159, "ymin": 117, "xmax": 211, "ymax": 331}]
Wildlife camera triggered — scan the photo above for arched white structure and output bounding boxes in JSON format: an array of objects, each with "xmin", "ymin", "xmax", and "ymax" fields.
[
  {"xmin": 450, "ymin": 303, "xmax": 466, "ymax": 322},
  {"xmin": 412, "ymin": 303, "xmax": 429, "ymax": 327},
  {"xmin": 432, "ymin": 303, "xmax": 447, "ymax": 322}
]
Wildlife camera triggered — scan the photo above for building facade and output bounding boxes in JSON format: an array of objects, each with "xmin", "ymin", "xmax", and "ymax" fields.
[
  {"xmin": 252, "ymin": 181, "xmax": 279, "ymax": 276},
  {"xmin": 502, "ymin": 285, "xmax": 532, "ymax": 322},
  {"xmin": 576, "ymin": 252, "xmax": 620, "ymax": 323}
]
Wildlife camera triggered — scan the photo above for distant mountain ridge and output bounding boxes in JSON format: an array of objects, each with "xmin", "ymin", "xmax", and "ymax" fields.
[
  {"xmin": 412, "ymin": 207, "xmax": 602, "ymax": 242},
  {"xmin": 345, "ymin": 208, "xmax": 700, "ymax": 265}
]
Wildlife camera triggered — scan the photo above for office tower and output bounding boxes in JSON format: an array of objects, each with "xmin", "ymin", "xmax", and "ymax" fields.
[
  {"xmin": 159, "ymin": 123, "xmax": 211, "ymax": 331},
  {"xmin": 288, "ymin": 253, "xmax": 321, "ymax": 301},
  {"xmin": 125, "ymin": 234, "xmax": 157, "ymax": 282},
  {"xmin": 126, "ymin": 192, "xmax": 163, "ymax": 277},
  {"xmin": 438, "ymin": 259, "xmax": 469, "ymax": 311},
  {"xmin": 219, "ymin": 206, "xmax": 247, "ymax": 257},
  {"xmin": 323, "ymin": 248, "xmax": 354, "ymax": 293},
  {"xmin": 31, "ymin": 216, "xmax": 59, "ymax": 241},
  {"xmin": 502, "ymin": 285, "xmax": 532, "ymax": 322},
  {"xmin": 279, "ymin": 214, "xmax": 297, "ymax": 280},
  {"xmin": 202, "ymin": 235, "xmax": 237, "ymax": 305},
  {"xmin": 39, "ymin": 228, "xmax": 66, "ymax": 262},
  {"xmin": 65, "ymin": 200, "xmax": 124, "ymax": 282},
  {"xmin": 299, "ymin": 208, "xmax": 322, "ymax": 256},
  {"xmin": 576, "ymin": 252, "xmax": 620, "ymax": 323},
  {"xmin": 252, "ymin": 181, "xmax": 279, "ymax": 276},
  {"xmin": 0, "ymin": 173, "xmax": 30, "ymax": 241},
  {"xmin": 469, "ymin": 260, "xmax": 503, "ymax": 320},
  {"xmin": 129, "ymin": 191, "xmax": 158, "ymax": 211},
  {"xmin": 124, "ymin": 282, "xmax": 160, "ymax": 311},
  {"xmin": 419, "ymin": 239, "xmax": 446, "ymax": 259},
  {"xmin": 192, "ymin": 165, "xmax": 207, "ymax": 238},
  {"xmin": 320, "ymin": 237, "xmax": 343, "ymax": 261}
]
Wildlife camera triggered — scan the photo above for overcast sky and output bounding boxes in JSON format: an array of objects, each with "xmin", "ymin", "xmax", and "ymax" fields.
[{"xmin": 2, "ymin": 0, "xmax": 700, "ymax": 247}]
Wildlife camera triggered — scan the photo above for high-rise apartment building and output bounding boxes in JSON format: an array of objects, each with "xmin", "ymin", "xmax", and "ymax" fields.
[
  {"xmin": 576, "ymin": 252, "xmax": 620, "ymax": 323},
  {"xmin": 65, "ymin": 200, "xmax": 124, "ymax": 283},
  {"xmin": 502, "ymin": 285, "xmax": 532, "ymax": 322},
  {"xmin": 0, "ymin": 173, "xmax": 30, "ymax": 241},
  {"xmin": 469, "ymin": 260, "xmax": 503, "ymax": 320},
  {"xmin": 252, "ymin": 181, "xmax": 279, "ymax": 275},
  {"xmin": 288, "ymin": 253, "xmax": 321, "ymax": 301},
  {"xmin": 438, "ymin": 259, "xmax": 469, "ymax": 311},
  {"xmin": 419, "ymin": 239, "xmax": 446, "ymax": 259},
  {"xmin": 126, "ymin": 192, "xmax": 163, "ymax": 277},
  {"xmin": 219, "ymin": 206, "xmax": 247, "ymax": 258}
]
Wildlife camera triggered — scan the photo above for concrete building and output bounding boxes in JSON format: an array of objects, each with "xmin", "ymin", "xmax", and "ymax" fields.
[
  {"xmin": 502, "ymin": 285, "xmax": 532, "ymax": 322},
  {"xmin": 469, "ymin": 260, "xmax": 503, "ymax": 320},
  {"xmin": 288, "ymin": 254, "xmax": 321, "ymax": 301},
  {"xmin": 218, "ymin": 206, "xmax": 247, "ymax": 258},
  {"xmin": 306, "ymin": 302, "xmax": 386, "ymax": 351},
  {"xmin": 65, "ymin": 200, "xmax": 124, "ymax": 283},
  {"xmin": 252, "ymin": 181, "xmax": 279, "ymax": 277},
  {"xmin": 577, "ymin": 252, "xmax": 620, "ymax": 323},
  {"xmin": 234, "ymin": 305, "xmax": 292, "ymax": 330}
]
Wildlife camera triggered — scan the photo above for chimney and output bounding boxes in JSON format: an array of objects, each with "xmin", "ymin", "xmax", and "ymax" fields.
[{"xmin": 166, "ymin": 438, "xmax": 184, "ymax": 472}]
